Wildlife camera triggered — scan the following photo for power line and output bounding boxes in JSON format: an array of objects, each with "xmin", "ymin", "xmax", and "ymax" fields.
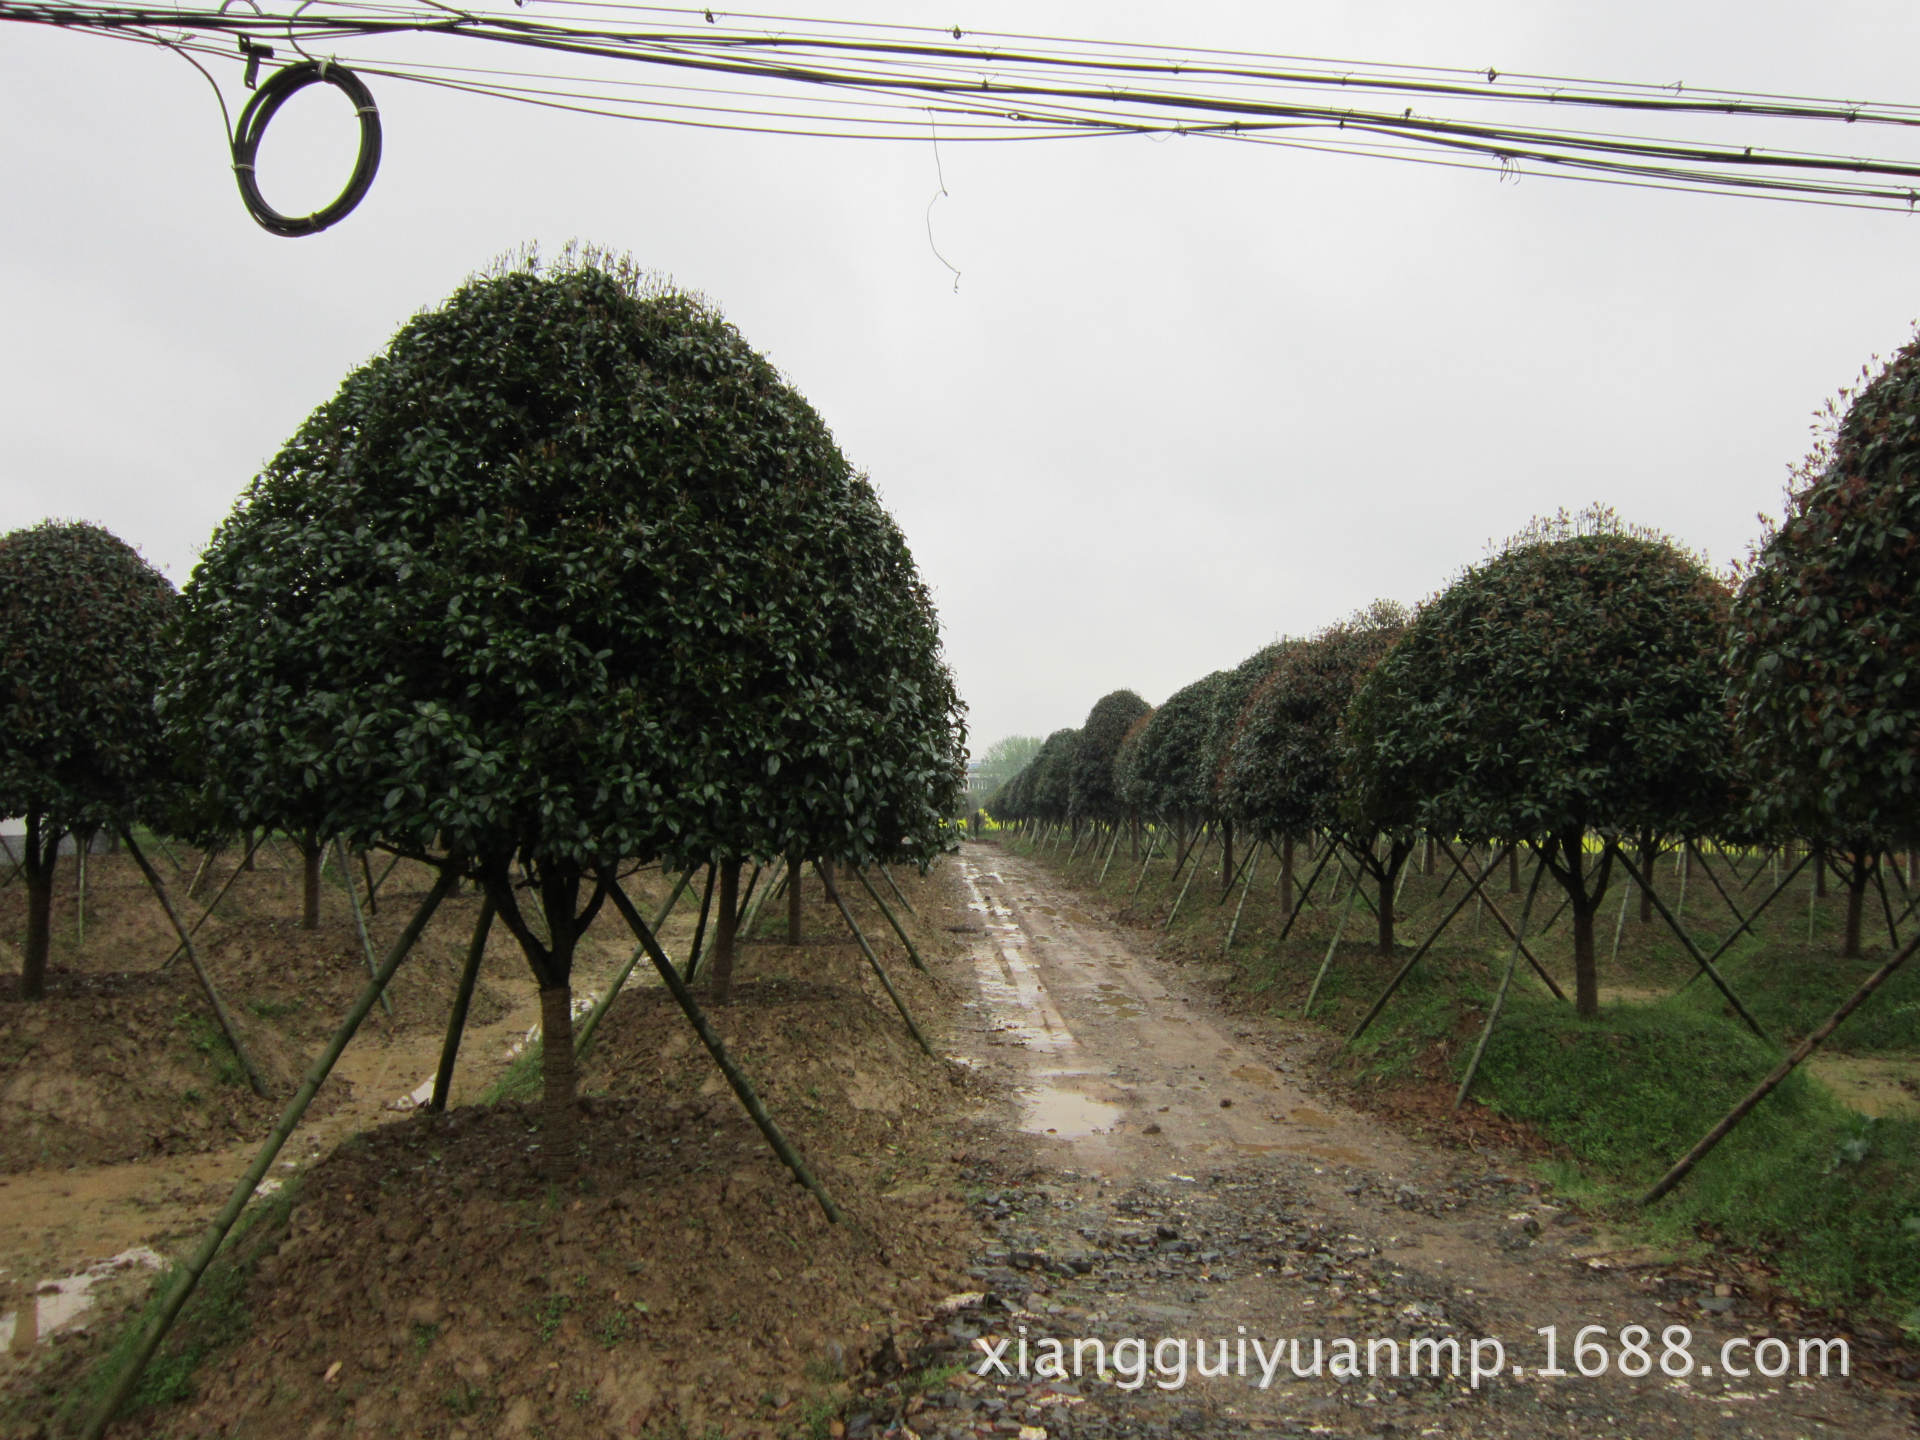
[{"xmin": 9, "ymin": 0, "xmax": 1920, "ymax": 233}]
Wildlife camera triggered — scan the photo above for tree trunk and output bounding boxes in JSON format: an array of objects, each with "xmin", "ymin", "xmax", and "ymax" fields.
[
  {"xmin": 20, "ymin": 812, "xmax": 56, "ymax": 1000},
  {"xmin": 709, "ymin": 860, "xmax": 742, "ymax": 1004},
  {"xmin": 1279, "ymin": 833, "xmax": 1295, "ymax": 918},
  {"xmin": 1553, "ymin": 830, "xmax": 1602, "ymax": 1019},
  {"xmin": 786, "ymin": 849, "xmax": 803, "ymax": 944},
  {"xmin": 1508, "ymin": 846, "xmax": 1520, "ymax": 894},
  {"xmin": 1220, "ymin": 821, "xmax": 1235, "ymax": 902},
  {"xmin": 299, "ymin": 835, "xmax": 323, "ymax": 929},
  {"xmin": 1844, "ymin": 857, "xmax": 1868, "ymax": 960},
  {"xmin": 1814, "ymin": 846, "xmax": 1828, "ymax": 899},
  {"xmin": 539, "ymin": 984, "xmax": 579, "ymax": 1178},
  {"xmin": 1637, "ymin": 839, "xmax": 1657, "ymax": 923}
]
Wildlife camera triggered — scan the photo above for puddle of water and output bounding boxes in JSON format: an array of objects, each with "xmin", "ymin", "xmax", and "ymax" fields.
[
  {"xmin": 1021, "ymin": 1085, "xmax": 1124, "ymax": 1139},
  {"xmin": 0, "ymin": 1247, "xmax": 165, "ymax": 1351}
]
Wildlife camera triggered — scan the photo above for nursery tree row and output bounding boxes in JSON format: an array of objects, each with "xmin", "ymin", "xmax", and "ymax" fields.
[{"xmin": 991, "ymin": 332, "xmax": 1920, "ymax": 1016}]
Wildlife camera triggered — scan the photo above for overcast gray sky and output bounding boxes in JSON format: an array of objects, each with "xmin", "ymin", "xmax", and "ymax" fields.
[{"xmin": 5, "ymin": 2, "xmax": 1919, "ymax": 758}]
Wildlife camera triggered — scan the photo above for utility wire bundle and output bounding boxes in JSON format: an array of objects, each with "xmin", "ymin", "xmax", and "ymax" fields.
[{"xmin": 9, "ymin": 0, "xmax": 1920, "ymax": 233}]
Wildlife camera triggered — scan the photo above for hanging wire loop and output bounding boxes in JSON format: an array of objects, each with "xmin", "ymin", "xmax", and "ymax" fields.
[{"xmin": 230, "ymin": 59, "xmax": 383, "ymax": 236}]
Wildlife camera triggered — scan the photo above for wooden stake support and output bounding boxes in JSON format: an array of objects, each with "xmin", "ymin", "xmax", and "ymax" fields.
[
  {"xmin": 119, "ymin": 827, "xmax": 269, "ymax": 1099},
  {"xmin": 1643, "ymin": 930, "xmax": 1919, "ymax": 1206},
  {"xmin": 1611, "ymin": 847, "xmax": 1768, "ymax": 1040},
  {"xmin": 855, "ymin": 867, "xmax": 931, "ymax": 975},
  {"xmin": 81, "ymin": 867, "xmax": 458, "ymax": 1440},
  {"xmin": 599, "ymin": 870, "xmax": 841, "ymax": 1223},
  {"xmin": 335, "ymin": 837, "xmax": 393, "ymax": 1017},
  {"xmin": 573, "ymin": 869, "xmax": 696, "ymax": 1060},
  {"xmin": 819, "ymin": 863, "xmax": 934, "ymax": 1057},
  {"xmin": 1453, "ymin": 860, "xmax": 1547, "ymax": 1111},
  {"xmin": 430, "ymin": 892, "xmax": 496, "ymax": 1111}
]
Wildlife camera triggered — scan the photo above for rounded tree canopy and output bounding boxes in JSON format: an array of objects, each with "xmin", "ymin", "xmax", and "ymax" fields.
[
  {"xmin": 1729, "ymin": 338, "xmax": 1920, "ymax": 848},
  {"xmin": 1341, "ymin": 509, "xmax": 1734, "ymax": 845},
  {"xmin": 1119, "ymin": 672, "xmax": 1230, "ymax": 820},
  {"xmin": 1224, "ymin": 604, "xmax": 1404, "ymax": 839},
  {"xmin": 1201, "ymin": 643, "xmax": 1291, "ymax": 813},
  {"xmin": 165, "ymin": 250, "xmax": 960, "ymax": 872},
  {"xmin": 1068, "ymin": 689, "xmax": 1151, "ymax": 823},
  {"xmin": 0, "ymin": 521, "xmax": 176, "ymax": 833},
  {"xmin": 1026, "ymin": 727, "xmax": 1081, "ymax": 825}
]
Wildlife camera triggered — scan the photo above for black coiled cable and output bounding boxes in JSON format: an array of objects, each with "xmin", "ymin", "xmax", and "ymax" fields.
[{"xmin": 231, "ymin": 60, "xmax": 382, "ymax": 237}]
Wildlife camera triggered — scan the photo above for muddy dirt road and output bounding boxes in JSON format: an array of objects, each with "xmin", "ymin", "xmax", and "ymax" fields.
[{"xmin": 907, "ymin": 843, "xmax": 1917, "ymax": 1439}]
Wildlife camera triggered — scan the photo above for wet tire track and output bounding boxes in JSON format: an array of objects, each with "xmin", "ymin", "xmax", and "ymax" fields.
[{"xmin": 864, "ymin": 844, "xmax": 1918, "ymax": 1440}]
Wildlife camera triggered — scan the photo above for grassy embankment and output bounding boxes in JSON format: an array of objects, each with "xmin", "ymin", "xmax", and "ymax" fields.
[{"xmin": 995, "ymin": 823, "xmax": 1920, "ymax": 1336}]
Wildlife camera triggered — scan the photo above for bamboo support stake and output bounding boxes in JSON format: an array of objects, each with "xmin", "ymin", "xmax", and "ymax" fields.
[
  {"xmin": 1677, "ymin": 849, "xmax": 1816, "ymax": 992},
  {"xmin": 81, "ymin": 867, "xmax": 458, "ymax": 1440},
  {"xmin": 1454, "ymin": 862, "xmax": 1547, "ymax": 1110},
  {"xmin": 1164, "ymin": 828, "xmax": 1212, "ymax": 929},
  {"xmin": 855, "ymin": 867, "xmax": 930, "ymax": 976},
  {"xmin": 160, "ymin": 832, "xmax": 265, "ymax": 970},
  {"xmin": 1611, "ymin": 847, "xmax": 1767, "ymax": 1039},
  {"xmin": 1302, "ymin": 873, "xmax": 1363, "ymax": 1018},
  {"xmin": 682, "ymin": 862, "xmax": 717, "ymax": 983},
  {"xmin": 877, "ymin": 863, "xmax": 916, "ymax": 916},
  {"xmin": 1344, "ymin": 845, "xmax": 1515, "ymax": 1049},
  {"xmin": 1096, "ymin": 824, "xmax": 1124, "ymax": 886},
  {"xmin": 820, "ymin": 864, "xmax": 934, "ymax": 1058},
  {"xmin": 600, "ymin": 871, "xmax": 841, "ymax": 1223},
  {"xmin": 1222, "ymin": 846, "xmax": 1261, "ymax": 955},
  {"xmin": 335, "ymin": 838, "xmax": 393, "ymax": 1018},
  {"xmin": 186, "ymin": 843, "xmax": 216, "ymax": 900},
  {"xmin": 429, "ymin": 893, "xmax": 496, "ymax": 1111},
  {"xmin": 1275, "ymin": 838, "xmax": 1341, "ymax": 944},
  {"xmin": 573, "ymin": 869, "xmax": 697, "ymax": 1061},
  {"xmin": 120, "ymin": 827, "xmax": 268, "ymax": 1099},
  {"xmin": 1433, "ymin": 840, "xmax": 1567, "ymax": 1001},
  {"xmin": 739, "ymin": 858, "xmax": 786, "ymax": 939},
  {"xmin": 1644, "ymin": 931, "xmax": 1919, "ymax": 1206},
  {"xmin": 1127, "ymin": 824, "xmax": 1163, "ymax": 904},
  {"xmin": 75, "ymin": 837, "xmax": 88, "ymax": 945},
  {"xmin": 1608, "ymin": 884, "xmax": 1631, "ymax": 966}
]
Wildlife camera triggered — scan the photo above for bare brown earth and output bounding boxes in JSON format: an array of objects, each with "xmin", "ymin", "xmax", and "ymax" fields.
[{"xmin": 1, "ymin": 843, "xmax": 1916, "ymax": 1439}]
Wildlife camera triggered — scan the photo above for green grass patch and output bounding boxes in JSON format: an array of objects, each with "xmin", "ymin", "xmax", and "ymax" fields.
[
  {"xmin": 60, "ymin": 1181, "xmax": 297, "ymax": 1430},
  {"xmin": 1670, "ymin": 942, "xmax": 1920, "ymax": 1054},
  {"xmin": 481, "ymin": 1041, "xmax": 544, "ymax": 1104},
  {"xmin": 1470, "ymin": 997, "xmax": 1920, "ymax": 1332},
  {"xmin": 177, "ymin": 1010, "xmax": 249, "ymax": 1088}
]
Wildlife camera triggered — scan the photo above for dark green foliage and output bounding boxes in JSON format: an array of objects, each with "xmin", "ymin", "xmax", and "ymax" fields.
[
  {"xmin": 1729, "ymin": 335, "xmax": 1920, "ymax": 851},
  {"xmin": 1025, "ymin": 728, "xmax": 1080, "ymax": 825},
  {"xmin": 1201, "ymin": 645, "xmax": 1290, "ymax": 809},
  {"xmin": 0, "ymin": 521, "xmax": 175, "ymax": 998},
  {"xmin": 1068, "ymin": 690, "xmax": 1150, "ymax": 824},
  {"xmin": 0, "ymin": 521, "xmax": 176, "ymax": 835},
  {"xmin": 1341, "ymin": 510, "xmax": 1734, "ymax": 1003},
  {"xmin": 164, "ymin": 251, "xmax": 961, "ymax": 875},
  {"xmin": 1118, "ymin": 671, "xmax": 1232, "ymax": 820},
  {"xmin": 1224, "ymin": 607, "xmax": 1403, "ymax": 840},
  {"xmin": 1341, "ymin": 512, "xmax": 1735, "ymax": 846},
  {"xmin": 163, "ymin": 249, "xmax": 961, "ymax": 1171}
]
